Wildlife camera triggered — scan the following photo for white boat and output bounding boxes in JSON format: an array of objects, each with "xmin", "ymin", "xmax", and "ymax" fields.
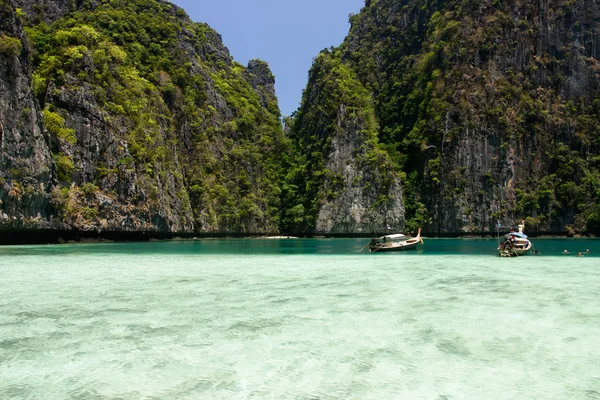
[
  {"xmin": 367, "ymin": 228, "xmax": 424, "ymax": 253},
  {"xmin": 498, "ymin": 224, "xmax": 533, "ymax": 257}
]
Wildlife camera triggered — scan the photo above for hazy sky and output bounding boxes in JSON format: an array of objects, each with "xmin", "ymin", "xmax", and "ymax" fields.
[{"xmin": 169, "ymin": 0, "xmax": 365, "ymax": 116}]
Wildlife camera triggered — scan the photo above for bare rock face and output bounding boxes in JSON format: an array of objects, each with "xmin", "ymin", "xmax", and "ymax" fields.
[
  {"xmin": 299, "ymin": 0, "xmax": 600, "ymax": 235},
  {"xmin": 0, "ymin": 0, "xmax": 53, "ymax": 229},
  {"xmin": 12, "ymin": 0, "xmax": 74, "ymax": 24},
  {"xmin": 0, "ymin": 0, "xmax": 194, "ymax": 233},
  {"xmin": 44, "ymin": 74, "xmax": 194, "ymax": 233},
  {"xmin": 0, "ymin": 0, "xmax": 286, "ymax": 238},
  {"xmin": 315, "ymin": 104, "xmax": 404, "ymax": 234},
  {"xmin": 246, "ymin": 59, "xmax": 279, "ymax": 114},
  {"xmin": 423, "ymin": 0, "xmax": 600, "ymax": 234},
  {"xmin": 285, "ymin": 52, "xmax": 405, "ymax": 235}
]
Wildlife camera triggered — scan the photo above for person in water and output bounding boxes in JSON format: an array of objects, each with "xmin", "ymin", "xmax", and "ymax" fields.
[{"xmin": 563, "ymin": 250, "xmax": 569, "ymax": 254}]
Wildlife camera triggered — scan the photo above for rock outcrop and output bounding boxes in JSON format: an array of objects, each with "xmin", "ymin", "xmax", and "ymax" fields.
[
  {"xmin": 0, "ymin": 0, "xmax": 287, "ymax": 237},
  {"xmin": 2, "ymin": 0, "xmax": 599, "ymax": 239},
  {"xmin": 314, "ymin": 103, "xmax": 404, "ymax": 235},
  {"xmin": 0, "ymin": 0, "xmax": 54, "ymax": 229},
  {"xmin": 291, "ymin": 0, "xmax": 600, "ymax": 235},
  {"xmin": 13, "ymin": 0, "xmax": 74, "ymax": 24},
  {"xmin": 282, "ymin": 52, "xmax": 404, "ymax": 235}
]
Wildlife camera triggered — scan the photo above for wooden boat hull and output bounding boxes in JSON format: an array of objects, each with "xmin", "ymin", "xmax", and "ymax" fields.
[{"xmin": 369, "ymin": 238, "xmax": 422, "ymax": 252}]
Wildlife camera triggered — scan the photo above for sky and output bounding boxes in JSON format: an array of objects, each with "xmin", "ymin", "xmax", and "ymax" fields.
[{"xmin": 169, "ymin": 0, "xmax": 365, "ymax": 116}]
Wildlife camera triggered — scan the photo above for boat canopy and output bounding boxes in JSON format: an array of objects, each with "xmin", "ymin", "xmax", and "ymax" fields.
[
  {"xmin": 379, "ymin": 233, "xmax": 406, "ymax": 240},
  {"xmin": 505, "ymin": 232, "xmax": 528, "ymax": 239}
]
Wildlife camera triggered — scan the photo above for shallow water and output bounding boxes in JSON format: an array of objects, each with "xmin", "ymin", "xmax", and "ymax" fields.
[{"xmin": 0, "ymin": 239, "xmax": 599, "ymax": 399}]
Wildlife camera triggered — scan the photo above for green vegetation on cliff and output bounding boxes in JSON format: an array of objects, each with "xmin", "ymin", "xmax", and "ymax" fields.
[
  {"xmin": 9, "ymin": 0, "xmax": 287, "ymax": 233},
  {"xmin": 3, "ymin": 0, "xmax": 599, "ymax": 236},
  {"xmin": 290, "ymin": 0, "xmax": 600, "ymax": 234},
  {"xmin": 282, "ymin": 51, "xmax": 402, "ymax": 234},
  {"xmin": 0, "ymin": 33, "xmax": 22, "ymax": 55}
]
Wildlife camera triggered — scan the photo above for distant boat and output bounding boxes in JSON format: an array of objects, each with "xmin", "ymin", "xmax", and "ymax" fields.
[
  {"xmin": 498, "ymin": 223, "xmax": 533, "ymax": 257},
  {"xmin": 367, "ymin": 228, "xmax": 423, "ymax": 253}
]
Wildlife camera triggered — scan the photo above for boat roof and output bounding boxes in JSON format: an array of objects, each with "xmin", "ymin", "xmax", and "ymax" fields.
[
  {"xmin": 379, "ymin": 233, "xmax": 406, "ymax": 239},
  {"xmin": 504, "ymin": 232, "xmax": 528, "ymax": 239}
]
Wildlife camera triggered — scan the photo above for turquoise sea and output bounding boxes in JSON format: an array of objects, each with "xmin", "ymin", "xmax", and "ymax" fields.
[{"xmin": 0, "ymin": 238, "xmax": 599, "ymax": 399}]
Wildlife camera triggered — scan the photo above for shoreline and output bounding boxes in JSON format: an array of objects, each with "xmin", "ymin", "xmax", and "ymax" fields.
[{"xmin": 0, "ymin": 229, "xmax": 596, "ymax": 246}]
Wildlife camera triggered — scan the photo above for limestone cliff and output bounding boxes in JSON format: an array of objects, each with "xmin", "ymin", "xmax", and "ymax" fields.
[
  {"xmin": 3, "ymin": 0, "xmax": 599, "ymax": 239},
  {"xmin": 282, "ymin": 52, "xmax": 404, "ymax": 235},
  {"xmin": 0, "ymin": 0, "xmax": 53, "ymax": 229},
  {"xmin": 0, "ymin": 0, "xmax": 286, "ymax": 236},
  {"xmin": 292, "ymin": 0, "xmax": 600, "ymax": 235},
  {"xmin": 13, "ymin": 0, "xmax": 74, "ymax": 24}
]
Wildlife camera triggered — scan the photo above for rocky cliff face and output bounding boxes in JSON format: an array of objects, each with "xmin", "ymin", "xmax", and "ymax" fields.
[
  {"xmin": 13, "ymin": 0, "xmax": 74, "ymax": 24},
  {"xmin": 3, "ymin": 0, "xmax": 599, "ymax": 239},
  {"xmin": 314, "ymin": 102, "xmax": 404, "ymax": 235},
  {"xmin": 0, "ymin": 0, "xmax": 286, "ymax": 236},
  {"xmin": 282, "ymin": 52, "xmax": 404, "ymax": 235},
  {"xmin": 293, "ymin": 0, "xmax": 600, "ymax": 235},
  {"xmin": 0, "ymin": 0, "xmax": 54, "ymax": 229}
]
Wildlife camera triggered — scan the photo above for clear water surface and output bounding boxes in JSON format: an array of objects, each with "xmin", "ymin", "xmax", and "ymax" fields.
[{"xmin": 0, "ymin": 238, "xmax": 599, "ymax": 399}]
